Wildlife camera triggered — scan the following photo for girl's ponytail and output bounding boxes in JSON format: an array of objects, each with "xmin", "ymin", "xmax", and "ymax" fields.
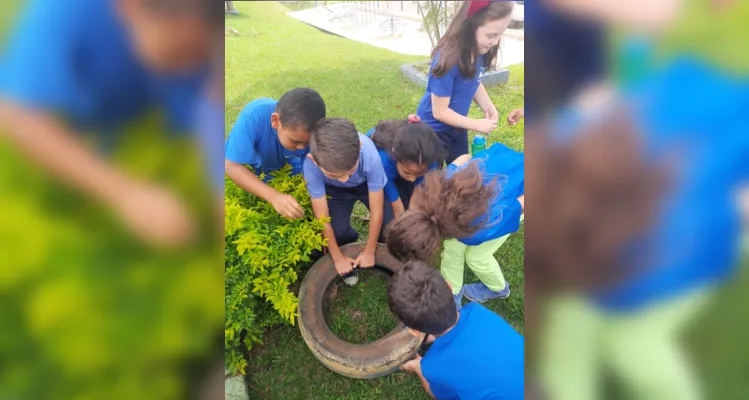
[{"xmin": 386, "ymin": 163, "xmax": 495, "ymax": 262}]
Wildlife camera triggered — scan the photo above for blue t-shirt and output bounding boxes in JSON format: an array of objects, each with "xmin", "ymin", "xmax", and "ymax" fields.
[
  {"xmin": 548, "ymin": 56, "xmax": 749, "ymax": 311},
  {"xmin": 446, "ymin": 143, "xmax": 525, "ymax": 246},
  {"xmin": 366, "ymin": 126, "xmax": 437, "ymax": 203},
  {"xmin": 194, "ymin": 90, "xmax": 224, "ymax": 195},
  {"xmin": 417, "ymin": 52, "xmax": 485, "ymax": 133},
  {"xmin": 303, "ymin": 133, "xmax": 387, "ymax": 199},
  {"xmin": 524, "ymin": 2, "xmax": 604, "ymax": 120},
  {"xmin": 421, "ymin": 302, "xmax": 524, "ymax": 400},
  {"xmin": 225, "ymin": 98, "xmax": 308, "ymax": 181},
  {"xmin": 0, "ymin": 0, "xmax": 206, "ymax": 134},
  {"xmin": 377, "ymin": 149, "xmax": 438, "ymax": 203}
]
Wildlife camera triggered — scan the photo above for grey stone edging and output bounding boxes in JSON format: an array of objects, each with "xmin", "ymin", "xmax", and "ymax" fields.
[
  {"xmin": 401, "ymin": 61, "xmax": 510, "ymax": 88},
  {"xmin": 225, "ymin": 370, "xmax": 250, "ymax": 400}
]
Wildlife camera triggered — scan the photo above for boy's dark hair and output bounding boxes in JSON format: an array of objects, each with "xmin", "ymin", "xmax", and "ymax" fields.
[
  {"xmin": 145, "ymin": 0, "xmax": 224, "ymax": 30},
  {"xmin": 371, "ymin": 120, "xmax": 443, "ymax": 167},
  {"xmin": 310, "ymin": 118, "xmax": 360, "ymax": 172},
  {"xmin": 276, "ymin": 88, "xmax": 327, "ymax": 132},
  {"xmin": 386, "ymin": 163, "xmax": 495, "ymax": 262},
  {"xmin": 387, "ymin": 260, "xmax": 458, "ymax": 335},
  {"xmin": 432, "ymin": 1, "xmax": 514, "ymax": 78}
]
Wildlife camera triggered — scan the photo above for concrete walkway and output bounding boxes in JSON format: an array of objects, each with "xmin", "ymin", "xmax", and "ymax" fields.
[{"xmin": 288, "ymin": 2, "xmax": 524, "ymax": 67}]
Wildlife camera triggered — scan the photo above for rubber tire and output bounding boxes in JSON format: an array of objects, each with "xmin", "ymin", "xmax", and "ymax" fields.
[{"xmin": 298, "ymin": 242, "xmax": 425, "ymax": 379}]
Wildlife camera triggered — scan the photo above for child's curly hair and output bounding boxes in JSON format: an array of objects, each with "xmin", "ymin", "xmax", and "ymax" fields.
[
  {"xmin": 523, "ymin": 110, "xmax": 668, "ymax": 355},
  {"xmin": 385, "ymin": 162, "xmax": 497, "ymax": 263}
]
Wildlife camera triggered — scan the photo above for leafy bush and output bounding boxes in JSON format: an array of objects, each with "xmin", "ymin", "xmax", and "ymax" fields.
[
  {"xmin": 0, "ymin": 118, "xmax": 222, "ymax": 400},
  {"xmin": 224, "ymin": 164, "xmax": 328, "ymax": 375}
]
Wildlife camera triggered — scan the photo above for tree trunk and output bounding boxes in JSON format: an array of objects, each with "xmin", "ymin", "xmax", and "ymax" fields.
[
  {"xmin": 418, "ymin": 2, "xmax": 436, "ymax": 49},
  {"xmin": 430, "ymin": 0, "xmax": 441, "ymax": 44}
]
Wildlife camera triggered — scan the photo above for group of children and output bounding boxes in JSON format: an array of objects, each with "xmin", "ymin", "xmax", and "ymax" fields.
[
  {"xmin": 226, "ymin": 1, "xmax": 524, "ymax": 398},
  {"xmin": 0, "ymin": 0, "xmax": 223, "ymax": 247}
]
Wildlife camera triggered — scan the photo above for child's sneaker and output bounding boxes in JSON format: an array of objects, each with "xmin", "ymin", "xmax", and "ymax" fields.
[
  {"xmin": 342, "ymin": 269, "xmax": 359, "ymax": 286},
  {"xmin": 453, "ymin": 287, "xmax": 465, "ymax": 311},
  {"xmin": 464, "ymin": 282, "xmax": 510, "ymax": 302}
]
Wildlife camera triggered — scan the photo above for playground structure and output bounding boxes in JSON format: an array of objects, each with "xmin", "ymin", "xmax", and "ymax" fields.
[
  {"xmin": 288, "ymin": 1, "xmax": 524, "ymax": 66},
  {"xmin": 323, "ymin": 1, "xmax": 413, "ymax": 38}
]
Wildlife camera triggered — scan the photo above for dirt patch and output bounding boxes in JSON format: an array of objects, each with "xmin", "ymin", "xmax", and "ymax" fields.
[{"xmin": 350, "ymin": 310, "xmax": 364, "ymax": 322}]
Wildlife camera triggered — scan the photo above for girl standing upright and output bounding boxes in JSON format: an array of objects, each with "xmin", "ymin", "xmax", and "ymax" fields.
[{"xmin": 417, "ymin": 0, "xmax": 514, "ymax": 165}]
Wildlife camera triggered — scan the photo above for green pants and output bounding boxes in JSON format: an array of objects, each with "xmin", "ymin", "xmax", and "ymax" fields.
[
  {"xmin": 538, "ymin": 289, "xmax": 712, "ymax": 400},
  {"xmin": 440, "ymin": 215, "xmax": 523, "ymax": 295}
]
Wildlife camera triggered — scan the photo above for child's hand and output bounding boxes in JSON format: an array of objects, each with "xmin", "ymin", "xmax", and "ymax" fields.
[
  {"xmin": 354, "ymin": 249, "xmax": 375, "ymax": 269},
  {"xmin": 507, "ymin": 108, "xmax": 524, "ymax": 125},
  {"xmin": 333, "ymin": 256, "xmax": 356, "ymax": 276},
  {"xmin": 400, "ymin": 354, "xmax": 423, "ymax": 373},
  {"xmin": 114, "ymin": 181, "xmax": 196, "ymax": 248},
  {"xmin": 424, "ymin": 334, "xmax": 436, "ymax": 345},
  {"xmin": 271, "ymin": 192, "xmax": 304, "ymax": 219},
  {"xmin": 484, "ymin": 107, "xmax": 499, "ymax": 121},
  {"xmin": 473, "ymin": 118, "xmax": 498, "ymax": 134}
]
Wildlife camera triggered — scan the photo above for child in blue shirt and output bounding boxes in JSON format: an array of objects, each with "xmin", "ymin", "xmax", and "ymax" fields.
[
  {"xmin": 535, "ymin": 54, "xmax": 749, "ymax": 400},
  {"xmin": 388, "ymin": 260, "xmax": 524, "ymax": 400},
  {"xmin": 417, "ymin": 1, "xmax": 514, "ymax": 165},
  {"xmin": 304, "ymin": 118, "xmax": 387, "ymax": 285},
  {"xmin": 387, "ymin": 143, "xmax": 524, "ymax": 309},
  {"xmin": 0, "ymin": 0, "xmax": 220, "ymax": 247},
  {"xmin": 367, "ymin": 115, "xmax": 441, "ymax": 231},
  {"xmin": 225, "ymin": 88, "xmax": 326, "ymax": 219}
]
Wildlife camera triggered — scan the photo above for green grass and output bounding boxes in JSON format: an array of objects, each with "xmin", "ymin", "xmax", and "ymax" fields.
[
  {"xmin": 326, "ymin": 269, "xmax": 398, "ymax": 344},
  {"xmin": 229, "ymin": 2, "xmax": 523, "ymax": 398}
]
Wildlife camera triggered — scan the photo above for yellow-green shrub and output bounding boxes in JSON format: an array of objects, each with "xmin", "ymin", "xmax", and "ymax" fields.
[
  {"xmin": 0, "ymin": 117, "xmax": 222, "ymax": 400},
  {"xmin": 224, "ymin": 164, "xmax": 328, "ymax": 375}
]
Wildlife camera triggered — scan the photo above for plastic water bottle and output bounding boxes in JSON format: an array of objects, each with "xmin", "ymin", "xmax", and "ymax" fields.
[
  {"xmin": 471, "ymin": 135, "xmax": 487, "ymax": 155},
  {"xmin": 615, "ymin": 35, "xmax": 653, "ymax": 88}
]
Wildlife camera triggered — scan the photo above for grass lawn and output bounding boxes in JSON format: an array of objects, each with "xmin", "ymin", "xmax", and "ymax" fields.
[
  {"xmin": 227, "ymin": 1, "xmax": 523, "ymax": 399},
  {"xmin": 227, "ymin": 2, "xmax": 749, "ymax": 400}
]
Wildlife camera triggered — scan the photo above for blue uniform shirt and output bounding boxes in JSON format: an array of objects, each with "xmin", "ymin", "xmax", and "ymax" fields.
[
  {"xmin": 194, "ymin": 90, "xmax": 225, "ymax": 195},
  {"xmin": 225, "ymin": 98, "xmax": 308, "ymax": 181},
  {"xmin": 366, "ymin": 126, "xmax": 437, "ymax": 203},
  {"xmin": 421, "ymin": 302, "xmax": 525, "ymax": 400},
  {"xmin": 446, "ymin": 143, "xmax": 525, "ymax": 246},
  {"xmin": 303, "ymin": 133, "xmax": 387, "ymax": 199},
  {"xmin": 524, "ymin": 1, "xmax": 604, "ymax": 119},
  {"xmin": 377, "ymin": 149, "xmax": 438, "ymax": 203},
  {"xmin": 0, "ymin": 0, "xmax": 206, "ymax": 134},
  {"xmin": 548, "ymin": 56, "xmax": 749, "ymax": 311},
  {"xmin": 417, "ymin": 52, "xmax": 485, "ymax": 133}
]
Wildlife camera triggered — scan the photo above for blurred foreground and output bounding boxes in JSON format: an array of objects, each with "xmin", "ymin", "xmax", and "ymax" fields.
[
  {"xmin": 0, "ymin": 0, "xmax": 224, "ymax": 399},
  {"xmin": 525, "ymin": 0, "xmax": 749, "ymax": 399}
]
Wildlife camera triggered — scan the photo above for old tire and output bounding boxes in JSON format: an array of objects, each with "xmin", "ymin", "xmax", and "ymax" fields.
[{"xmin": 298, "ymin": 242, "xmax": 425, "ymax": 379}]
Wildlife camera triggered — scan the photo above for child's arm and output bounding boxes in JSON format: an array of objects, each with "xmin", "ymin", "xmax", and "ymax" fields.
[
  {"xmin": 391, "ymin": 198, "xmax": 406, "ymax": 220},
  {"xmin": 545, "ymin": 0, "xmax": 681, "ymax": 32},
  {"xmin": 310, "ymin": 196, "xmax": 356, "ymax": 275},
  {"xmin": 473, "ymin": 83, "xmax": 499, "ymax": 120},
  {"xmin": 225, "ymin": 159, "xmax": 304, "ymax": 219},
  {"xmin": 401, "ymin": 355, "xmax": 435, "ymax": 398},
  {"xmin": 356, "ymin": 189, "xmax": 384, "ymax": 268},
  {"xmin": 432, "ymin": 95, "xmax": 498, "ymax": 134},
  {"xmin": 0, "ymin": 100, "xmax": 195, "ymax": 247},
  {"xmin": 383, "ymin": 176, "xmax": 406, "ymax": 220}
]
